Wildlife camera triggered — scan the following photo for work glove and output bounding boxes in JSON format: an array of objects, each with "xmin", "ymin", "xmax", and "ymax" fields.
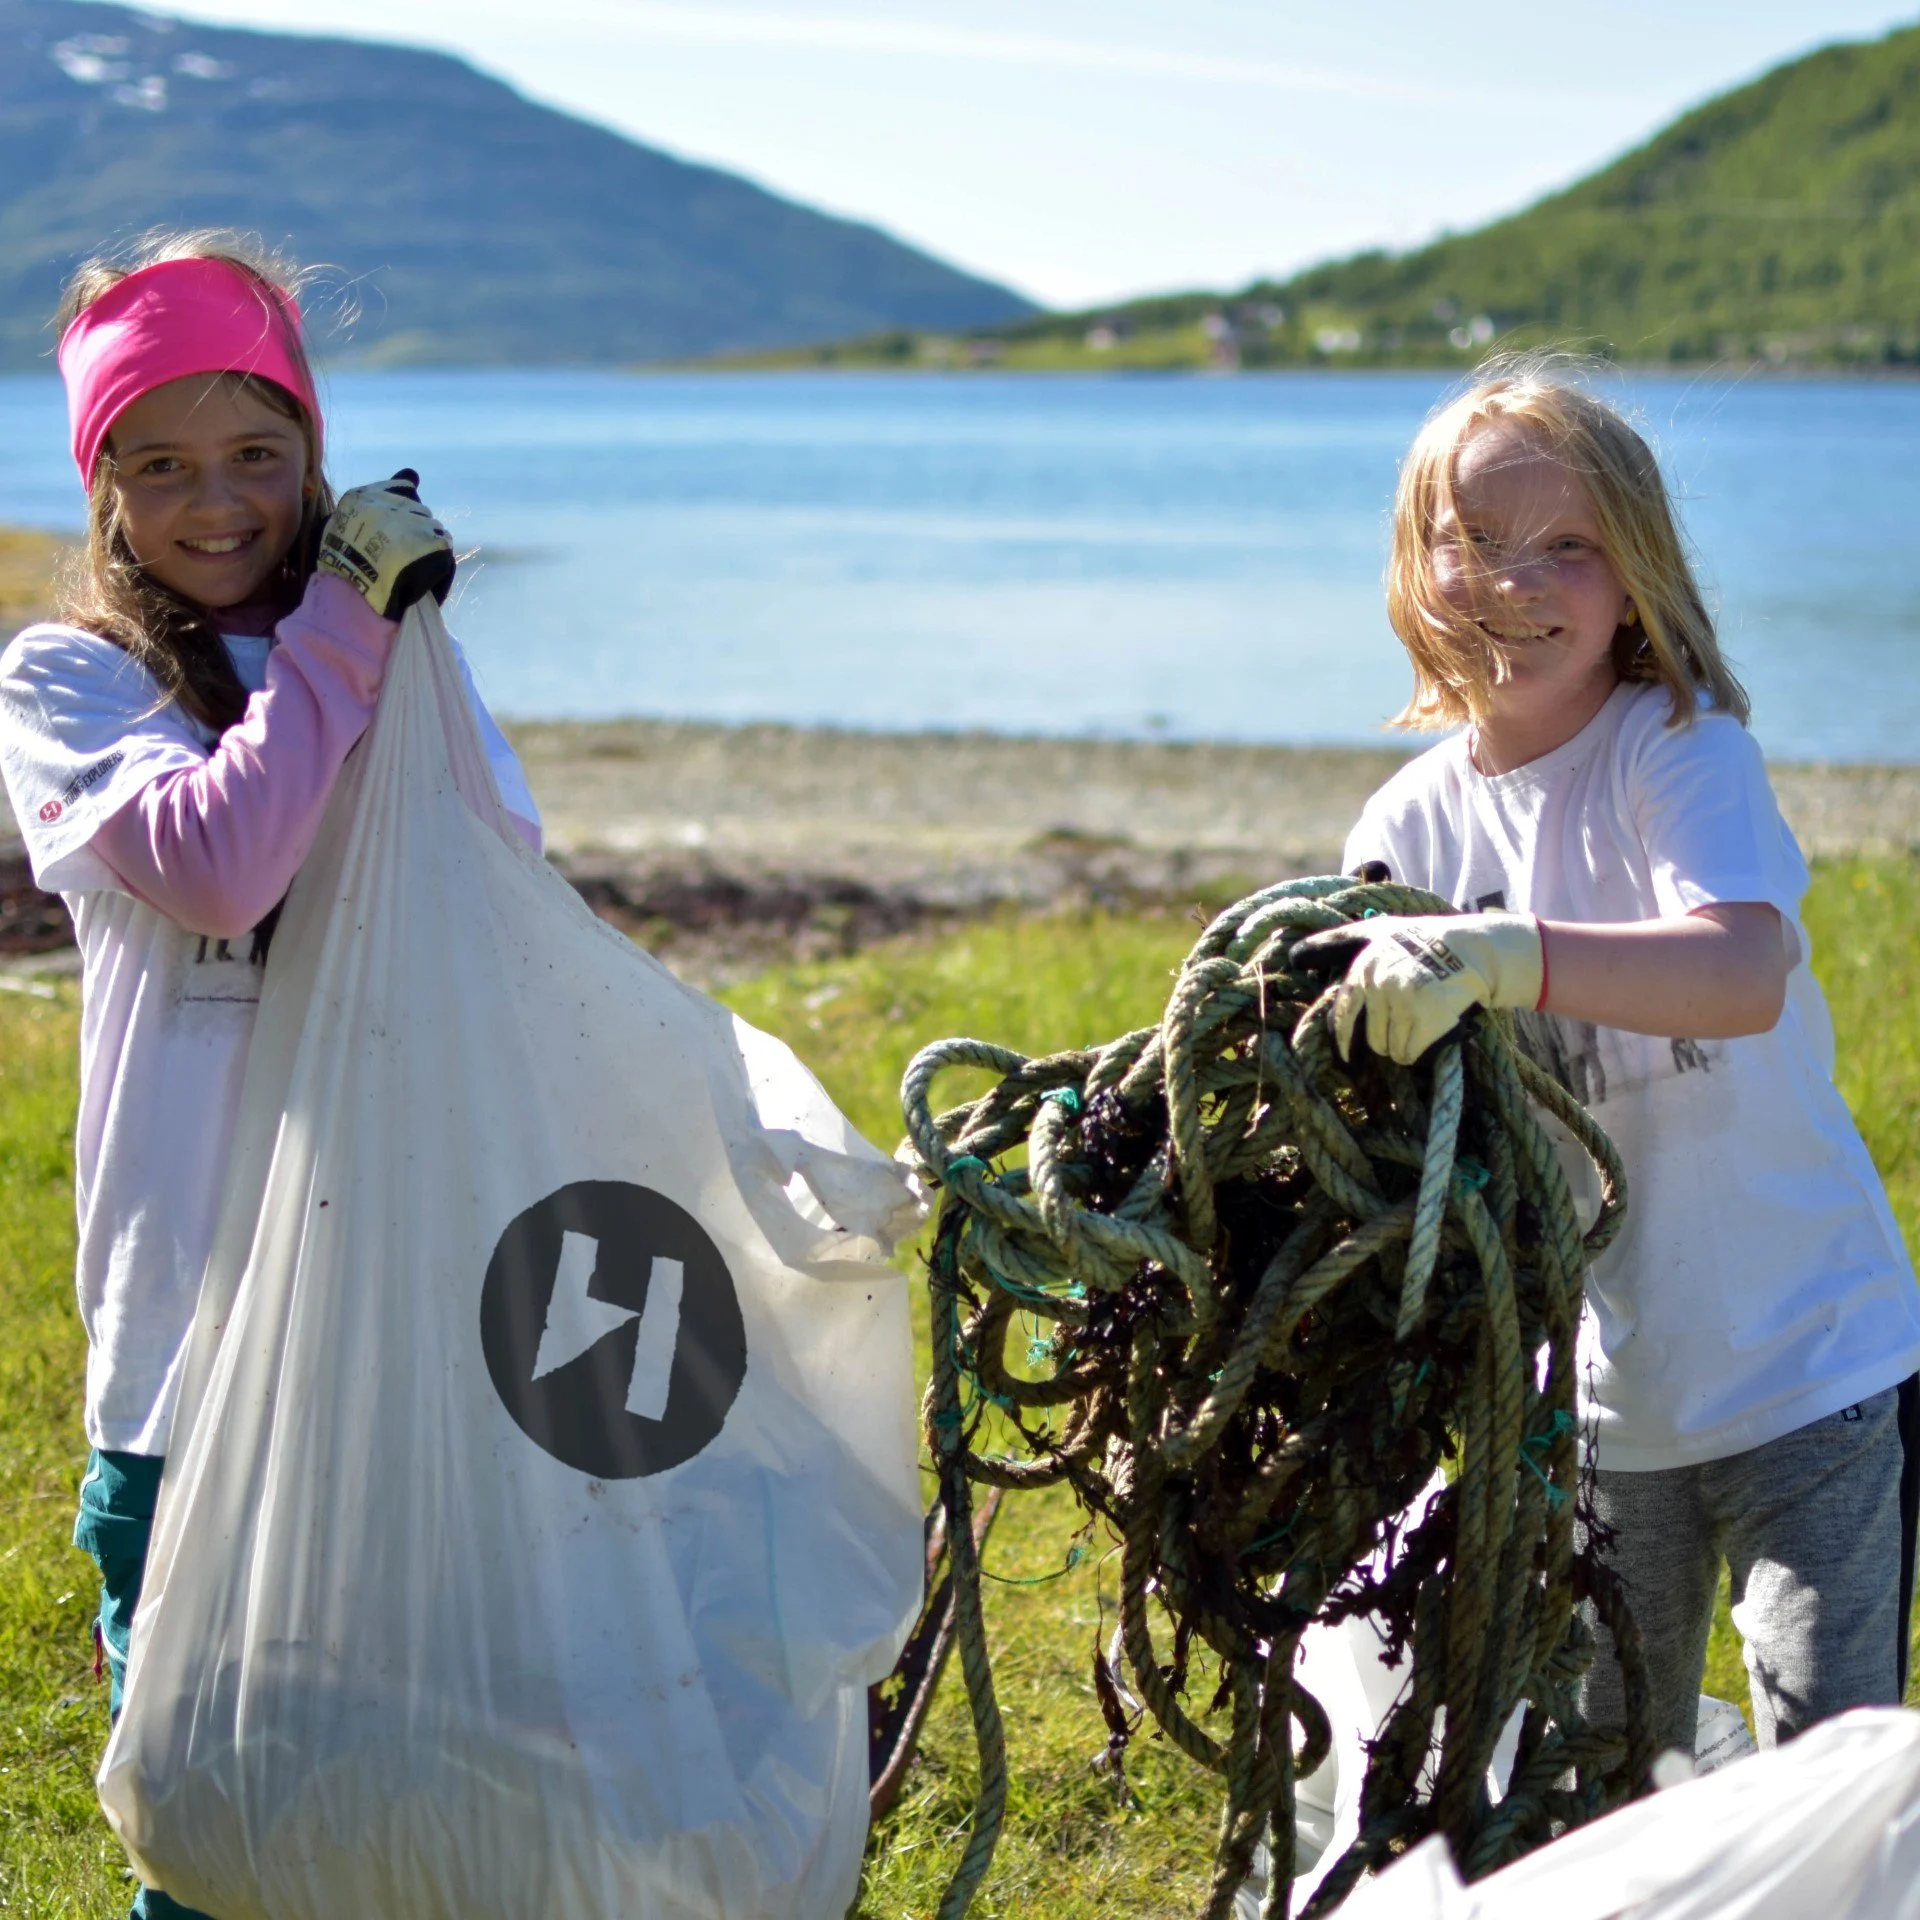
[
  {"xmin": 317, "ymin": 469, "xmax": 456, "ymax": 619},
  {"xmin": 1294, "ymin": 911, "xmax": 1545, "ymax": 1065}
]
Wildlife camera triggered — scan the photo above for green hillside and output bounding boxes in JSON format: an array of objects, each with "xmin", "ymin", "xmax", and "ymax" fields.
[{"xmin": 740, "ymin": 18, "xmax": 1920, "ymax": 372}]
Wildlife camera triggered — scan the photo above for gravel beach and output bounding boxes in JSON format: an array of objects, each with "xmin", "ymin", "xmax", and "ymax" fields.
[
  {"xmin": 11, "ymin": 712, "xmax": 1910, "ymax": 983},
  {"xmin": 510, "ymin": 715, "xmax": 1920, "ymax": 876},
  {"xmin": 502, "ymin": 719, "xmax": 1919, "ymax": 977}
]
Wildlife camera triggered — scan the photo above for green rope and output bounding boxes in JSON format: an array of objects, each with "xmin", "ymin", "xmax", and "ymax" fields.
[{"xmin": 900, "ymin": 876, "xmax": 1655, "ymax": 1919}]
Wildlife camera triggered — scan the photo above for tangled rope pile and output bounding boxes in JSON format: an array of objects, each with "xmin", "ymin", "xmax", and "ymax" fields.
[{"xmin": 900, "ymin": 876, "xmax": 1655, "ymax": 1920}]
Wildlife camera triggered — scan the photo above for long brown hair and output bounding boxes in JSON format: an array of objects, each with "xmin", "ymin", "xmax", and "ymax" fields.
[
  {"xmin": 1386, "ymin": 352, "xmax": 1748, "ymax": 732},
  {"xmin": 54, "ymin": 229, "xmax": 334, "ymax": 735}
]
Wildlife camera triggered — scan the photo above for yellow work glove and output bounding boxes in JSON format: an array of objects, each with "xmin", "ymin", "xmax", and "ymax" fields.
[
  {"xmin": 317, "ymin": 469, "xmax": 455, "ymax": 619},
  {"xmin": 1295, "ymin": 912, "xmax": 1546, "ymax": 1065}
]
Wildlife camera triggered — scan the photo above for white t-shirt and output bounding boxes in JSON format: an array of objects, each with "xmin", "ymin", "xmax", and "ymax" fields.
[
  {"xmin": 0, "ymin": 620, "xmax": 539, "ymax": 1455},
  {"xmin": 1343, "ymin": 680, "xmax": 1920, "ymax": 1471}
]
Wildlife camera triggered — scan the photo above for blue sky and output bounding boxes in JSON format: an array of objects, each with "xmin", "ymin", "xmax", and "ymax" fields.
[{"xmin": 142, "ymin": 1, "xmax": 1920, "ymax": 307}]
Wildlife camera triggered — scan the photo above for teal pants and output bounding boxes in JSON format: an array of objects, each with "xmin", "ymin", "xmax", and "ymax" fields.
[{"xmin": 74, "ymin": 1450, "xmax": 216, "ymax": 1920}]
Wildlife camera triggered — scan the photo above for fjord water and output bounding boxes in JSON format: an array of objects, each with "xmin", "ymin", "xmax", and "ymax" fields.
[{"xmin": 1, "ymin": 369, "xmax": 1914, "ymax": 762}]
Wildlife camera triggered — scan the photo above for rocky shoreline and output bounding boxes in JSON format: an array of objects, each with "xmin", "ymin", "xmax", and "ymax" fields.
[
  {"xmin": 7, "ymin": 714, "xmax": 1915, "ymax": 986},
  {"xmin": 503, "ymin": 719, "xmax": 1413, "ymax": 981}
]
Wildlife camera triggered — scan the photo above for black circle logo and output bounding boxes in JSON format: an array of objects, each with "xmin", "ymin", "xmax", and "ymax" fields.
[{"xmin": 480, "ymin": 1180, "xmax": 747, "ymax": 1478}]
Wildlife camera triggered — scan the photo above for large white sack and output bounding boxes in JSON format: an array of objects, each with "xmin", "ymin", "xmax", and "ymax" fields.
[
  {"xmin": 98, "ymin": 602, "xmax": 925, "ymax": 1920},
  {"xmin": 1339, "ymin": 1707, "xmax": 1920, "ymax": 1920}
]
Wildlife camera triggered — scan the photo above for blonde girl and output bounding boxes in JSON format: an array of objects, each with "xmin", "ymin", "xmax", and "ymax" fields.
[
  {"xmin": 0, "ymin": 231, "xmax": 539, "ymax": 1920},
  {"xmin": 1305, "ymin": 358, "xmax": 1920, "ymax": 1759}
]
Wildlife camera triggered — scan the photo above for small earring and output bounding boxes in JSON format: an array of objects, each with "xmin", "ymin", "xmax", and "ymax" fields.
[{"xmin": 1622, "ymin": 599, "xmax": 1638, "ymax": 626}]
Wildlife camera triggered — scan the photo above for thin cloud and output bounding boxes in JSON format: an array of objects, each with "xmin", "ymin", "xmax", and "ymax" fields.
[
  {"xmin": 546, "ymin": 3, "xmax": 1567, "ymax": 111},
  {"xmin": 162, "ymin": 0, "xmax": 1609, "ymax": 113}
]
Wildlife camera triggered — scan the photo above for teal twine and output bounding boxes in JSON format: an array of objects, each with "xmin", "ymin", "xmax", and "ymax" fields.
[
  {"xmin": 1245, "ymin": 1515, "xmax": 1297, "ymax": 1554},
  {"xmin": 1024, "ymin": 1309, "xmax": 1052, "ymax": 1370},
  {"xmin": 1042, "ymin": 1087, "xmax": 1084, "ymax": 1114},
  {"xmin": 1454, "ymin": 1158, "xmax": 1490, "ymax": 1191},
  {"xmin": 982, "ymin": 1262, "xmax": 1072, "ymax": 1311},
  {"xmin": 983, "ymin": 1543, "xmax": 1085, "ymax": 1587},
  {"xmin": 1518, "ymin": 1449, "xmax": 1567, "ymax": 1510},
  {"xmin": 1517, "ymin": 1414, "xmax": 1576, "ymax": 1509},
  {"xmin": 946, "ymin": 1154, "xmax": 990, "ymax": 1179},
  {"xmin": 961, "ymin": 1380, "xmax": 1020, "ymax": 1421}
]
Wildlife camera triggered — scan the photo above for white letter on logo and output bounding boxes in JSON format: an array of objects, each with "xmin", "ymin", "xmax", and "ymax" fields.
[
  {"xmin": 625, "ymin": 1256, "xmax": 685, "ymax": 1420},
  {"xmin": 531, "ymin": 1231, "xmax": 638, "ymax": 1381}
]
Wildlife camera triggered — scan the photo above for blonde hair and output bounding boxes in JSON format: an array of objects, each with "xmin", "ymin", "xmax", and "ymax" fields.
[
  {"xmin": 54, "ymin": 229, "xmax": 334, "ymax": 735},
  {"xmin": 1385, "ymin": 353, "xmax": 1747, "ymax": 732}
]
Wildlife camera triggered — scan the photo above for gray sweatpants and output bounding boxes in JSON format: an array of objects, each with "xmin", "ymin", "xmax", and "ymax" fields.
[{"xmin": 1581, "ymin": 1381, "xmax": 1920, "ymax": 1756}]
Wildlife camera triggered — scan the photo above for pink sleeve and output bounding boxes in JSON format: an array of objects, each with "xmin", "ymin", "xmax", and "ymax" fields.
[{"xmin": 90, "ymin": 574, "xmax": 397, "ymax": 939}]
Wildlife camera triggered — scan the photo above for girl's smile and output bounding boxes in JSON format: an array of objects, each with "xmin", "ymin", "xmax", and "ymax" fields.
[
  {"xmin": 179, "ymin": 532, "xmax": 259, "ymax": 554},
  {"xmin": 107, "ymin": 373, "xmax": 311, "ymax": 619}
]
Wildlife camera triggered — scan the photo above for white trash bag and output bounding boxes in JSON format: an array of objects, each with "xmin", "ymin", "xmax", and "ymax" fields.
[
  {"xmin": 98, "ymin": 602, "xmax": 925, "ymax": 1920},
  {"xmin": 1338, "ymin": 1705, "xmax": 1920, "ymax": 1920},
  {"xmin": 1236, "ymin": 1479, "xmax": 1761, "ymax": 1920},
  {"xmin": 1234, "ymin": 1610, "xmax": 1529, "ymax": 1918}
]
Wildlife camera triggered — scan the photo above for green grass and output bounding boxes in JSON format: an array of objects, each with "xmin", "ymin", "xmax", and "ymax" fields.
[
  {"xmin": 0, "ymin": 986, "xmax": 132, "ymax": 1918},
  {"xmin": 4, "ymin": 862, "xmax": 1918, "ymax": 1915},
  {"xmin": 723, "ymin": 907, "xmax": 1199, "ymax": 1153},
  {"xmin": 1807, "ymin": 857, "xmax": 1920, "ymax": 1247}
]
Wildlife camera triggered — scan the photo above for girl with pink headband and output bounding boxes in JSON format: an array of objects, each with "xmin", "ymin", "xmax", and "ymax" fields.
[{"xmin": 0, "ymin": 230, "xmax": 540, "ymax": 1920}]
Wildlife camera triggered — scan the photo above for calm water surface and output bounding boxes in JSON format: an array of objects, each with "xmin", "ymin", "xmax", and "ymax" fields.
[{"xmin": 1, "ymin": 369, "xmax": 1913, "ymax": 762}]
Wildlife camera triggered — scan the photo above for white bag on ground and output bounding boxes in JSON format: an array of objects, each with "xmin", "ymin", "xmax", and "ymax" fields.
[
  {"xmin": 1237, "ymin": 1478, "xmax": 1759, "ymax": 1920},
  {"xmin": 97, "ymin": 602, "xmax": 925, "ymax": 1920},
  {"xmin": 1338, "ymin": 1707, "xmax": 1920, "ymax": 1920},
  {"xmin": 1235, "ymin": 1611, "xmax": 1528, "ymax": 1918}
]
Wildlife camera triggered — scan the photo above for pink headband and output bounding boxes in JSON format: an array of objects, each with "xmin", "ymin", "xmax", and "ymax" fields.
[{"xmin": 57, "ymin": 256, "xmax": 322, "ymax": 487}]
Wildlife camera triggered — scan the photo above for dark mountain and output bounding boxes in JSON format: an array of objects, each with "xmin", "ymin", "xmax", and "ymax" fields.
[{"xmin": 0, "ymin": 0, "xmax": 1033, "ymax": 368}]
